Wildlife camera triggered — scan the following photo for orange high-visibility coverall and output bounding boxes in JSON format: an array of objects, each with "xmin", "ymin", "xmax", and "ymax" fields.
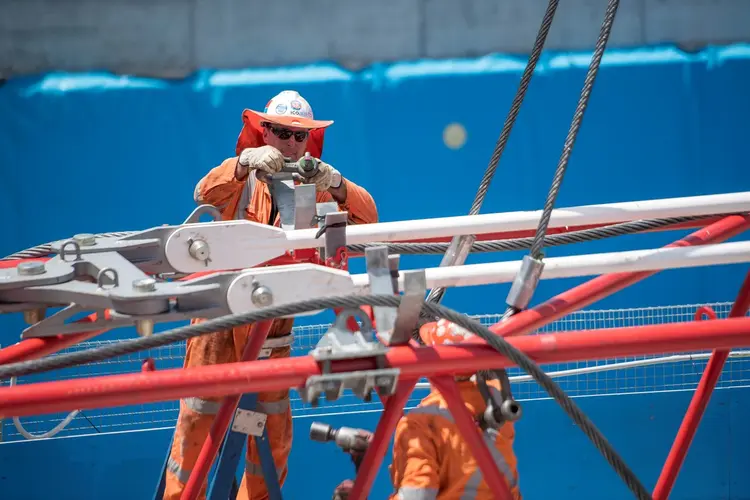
[
  {"xmin": 163, "ymin": 114, "xmax": 378, "ymax": 500},
  {"xmin": 388, "ymin": 320, "xmax": 521, "ymax": 500}
]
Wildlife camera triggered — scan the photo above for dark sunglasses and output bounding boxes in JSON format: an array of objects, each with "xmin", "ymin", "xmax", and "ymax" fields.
[{"xmin": 262, "ymin": 122, "xmax": 308, "ymax": 142}]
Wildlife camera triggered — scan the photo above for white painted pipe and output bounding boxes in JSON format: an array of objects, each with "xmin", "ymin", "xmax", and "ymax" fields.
[
  {"xmin": 290, "ymin": 191, "xmax": 750, "ymax": 247},
  {"xmin": 350, "ymin": 240, "xmax": 750, "ymax": 291},
  {"xmin": 166, "ymin": 191, "xmax": 750, "ymax": 272}
]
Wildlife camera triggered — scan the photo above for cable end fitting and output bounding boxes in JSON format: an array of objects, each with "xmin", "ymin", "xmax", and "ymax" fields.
[{"xmin": 505, "ymin": 255, "xmax": 545, "ymax": 311}]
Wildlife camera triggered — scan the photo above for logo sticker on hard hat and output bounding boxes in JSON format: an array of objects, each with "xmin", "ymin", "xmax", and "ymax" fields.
[
  {"xmin": 290, "ymin": 100, "xmax": 302, "ymax": 110},
  {"xmin": 275, "ymin": 103, "xmax": 288, "ymax": 114}
]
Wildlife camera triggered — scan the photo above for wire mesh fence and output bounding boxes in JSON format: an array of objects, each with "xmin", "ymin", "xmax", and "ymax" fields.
[{"xmin": 2, "ymin": 301, "xmax": 748, "ymax": 442}]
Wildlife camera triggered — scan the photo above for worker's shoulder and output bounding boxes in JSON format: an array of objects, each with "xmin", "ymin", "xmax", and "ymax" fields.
[
  {"xmin": 219, "ymin": 155, "xmax": 239, "ymax": 166},
  {"xmin": 404, "ymin": 403, "xmax": 456, "ymax": 423}
]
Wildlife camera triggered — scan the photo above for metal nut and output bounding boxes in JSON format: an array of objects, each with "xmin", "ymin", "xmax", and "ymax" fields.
[
  {"xmin": 132, "ymin": 277, "xmax": 157, "ymax": 292},
  {"xmin": 73, "ymin": 233, "xmax": 97, "ymax": 246},
  {"xmin": 251, "ymin": 285, "xmax": 274, "ymax": 307},
  {"xmin": 17, "ymin": 261, "xmax": 46, "ymax": 276},
  {"xmin": 188, "ymin": 238, "xmax": 210, "ymax": 261}
]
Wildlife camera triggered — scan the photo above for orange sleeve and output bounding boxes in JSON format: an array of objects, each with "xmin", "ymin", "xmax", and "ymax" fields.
[
  {"xmin": 317, "ymin": 177, "xmax": 378, "ymax": 225},
  {"xmin": 388, "ymin": 416, "xmax": 440, "ymax": 500},
  {"xmin": 193, "ymin": 156, "xmax": 245, "ymax": 212}
]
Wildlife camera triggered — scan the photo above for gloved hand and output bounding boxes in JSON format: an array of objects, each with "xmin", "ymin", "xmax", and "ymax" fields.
[
  {"xmin": 238, "ymin": 145, "xmax": 285, "ymax": 175},
  {"xmin": 304, "ymin": 158, "xmax": 339, "ymax": 192},
  {"xmin": 332, "ymin": 480, "xmax": 354, "ymax": 500}
]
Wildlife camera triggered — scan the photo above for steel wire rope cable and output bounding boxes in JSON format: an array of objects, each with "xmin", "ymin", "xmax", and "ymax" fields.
[
  {"xmin": 526, "ymin": 0, "xmax": 619, "ymax": 266},
  {"xmin": 424, "ymin": 0, "xmax": 561, "ymax": 307},
  {"xmin": 414, "ymin": 0, "xmax": 646, "ymax": 494},
  {"xmin": 0, "ymin": 294, "xmax": 650, "ymax": 498},
  {"xmin": 347, "ymin": 215, "xmax": 717, "ymax": 255},
  {"xmin": 1, "ymin": 232, "xmax": 135, "ymax": 261},
  {"xmin": 504, "ymin": 0, "xmax": 622, "ymax": 321},
  {"xmin": 2, "ymin": 215, "xmax": 716, "ymax": 263},
  {"xmin": 485, "ymin": 0, "xmax": 650, "ymax": 497}
]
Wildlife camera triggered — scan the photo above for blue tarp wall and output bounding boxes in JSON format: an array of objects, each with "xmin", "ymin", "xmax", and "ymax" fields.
[{"xmin": 1, "ymin": 44, "xmax": 750, "ymax": 499}]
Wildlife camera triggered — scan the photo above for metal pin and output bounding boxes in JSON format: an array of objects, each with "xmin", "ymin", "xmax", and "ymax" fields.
[
  {"xmin": 251, "ymin": 284, "xmax": 274, "ymax": 307},
  {"xmin": 73, "ymin": 233, "xmax": 97, "ymax": 246},
  {"xmin": 22, "ymin": 308, "xmax": 47, "ymax": 325},
  {"xmin": 132, "ymin": 277, "xmax": 157, "ymax": 292},
  {"xmin": 16, "ymin": 261, "xmax": 46, "ymax": 276},
  {"xmin": 188, "ymin": 238, "xmax": 210, "ymax": 262},
  {"xmin": 135, "ymin": 319, "xmax": 154, "ymax": 337}
]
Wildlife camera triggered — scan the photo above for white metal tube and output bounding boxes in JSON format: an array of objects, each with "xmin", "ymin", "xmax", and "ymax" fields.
[
  {"xmin": 288, "ymin": 191, "xmax": 750, "ymax": 247},
  {"xmin": 165, "ymin": 191, "xmax": 750, "ymax": 272},
  {"xmin": 350, "ymin": 240, "xmax": 750, "ymax": 291},
  {"xmin": 413, "ymin": 350, "xmax": 750, "ymax": 389}
]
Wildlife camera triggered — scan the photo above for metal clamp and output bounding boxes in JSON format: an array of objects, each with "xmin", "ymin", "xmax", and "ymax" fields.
[
  {"xmin": 478, "ymin": 369, "xmax": 523, "ymax": 429},
  {"xmin": 321, "ymin": 212, "xmax": 348, "ymax": 267},
  {"xmin": 365, "ymin": 246, "xmax": 426, "ymax": 346},
  {"xmin": 301, "ymin": 308, "xmax": 398, "ymax": 406},
  {"xmin": 505, "ymin": 255, "xmax": 545, "ymax": 311}
]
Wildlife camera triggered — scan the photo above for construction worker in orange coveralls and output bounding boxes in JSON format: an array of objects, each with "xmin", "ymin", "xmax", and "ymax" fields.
[
  {"xmin": 163, "ymin": 90, "xmax": 379, "ymax": 500},
  {"xmin": 333, "ymin": 319, "xmax": 521, "ymax": 500}
]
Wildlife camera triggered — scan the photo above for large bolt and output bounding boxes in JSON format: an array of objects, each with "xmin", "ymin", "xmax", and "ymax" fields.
[
  {"xmin": 136, "ymin": 319, "xmax": 155, "ymax": 337},
  {"xmin": 73, "ymin": 233, "xmax": 97, "ymax": 246},
  {"xmin": 23, "ymin": 307, "xmax": 47, "ymax": 325},
  {"xmin": 188, "ymin": 239, "xmax": 210, "ymax": 261},
  {"xmin": 251, "ymin": 285, "xmax": 274, "ymax": 307},
  {"xmin": 132, "ymin": 277, "xmax": 157, "ymax": 292},
  {"xmin": 17, "ymin": 261, "xmax": 46, "ymax": 276}
]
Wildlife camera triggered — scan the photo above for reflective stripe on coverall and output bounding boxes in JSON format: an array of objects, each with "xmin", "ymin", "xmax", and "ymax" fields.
[
  {"xmin": 164, "ymin": 153, "xmax": 378, "ymax": 499},
  {"xmin": 389, "ymin": 379, "xmax": 521, "ymax": 500}
]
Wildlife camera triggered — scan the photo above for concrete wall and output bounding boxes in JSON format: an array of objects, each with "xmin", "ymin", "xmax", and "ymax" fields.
[{"xmin": 1, "ymin": 0, "xmax": 750, "ymax": 78}]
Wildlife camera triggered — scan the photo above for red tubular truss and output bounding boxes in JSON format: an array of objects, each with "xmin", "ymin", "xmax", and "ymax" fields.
[
  {"xmin": 652, "ymin": 271, "xmax": 750, "ymax": 499},
  {"xmin": 0, "ymin": 214, "xmax": 748, "ymax": 498},
  {"xmin": 181, "ymin": 320, "xmax": 274, "ymax": 500},
  {"xmin": 3, "ymin": 316, "xmax": 750, "ymax": 417}
]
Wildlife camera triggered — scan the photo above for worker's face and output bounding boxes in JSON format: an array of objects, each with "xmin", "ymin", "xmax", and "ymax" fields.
[{"xmin": 262, "ymin": 122, "xmax": 309, "ymax": 161}]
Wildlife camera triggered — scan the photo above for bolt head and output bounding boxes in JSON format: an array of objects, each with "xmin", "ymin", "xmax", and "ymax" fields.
[
  {"xmin": 17, "ymin": 261, "xmax": 46, "ymax": 276},
  {"xmin": 251, "ymin": 285, "xmax": 273, "ymax": 307},
  {"xmin": 188, "ymin": 239, "xmax": 210, "ymax": 261},
  {"xmin": 73, "ymin": 233, "xmax": 97, "ymax": 246},
  {"xmin": 132, "ymin": 277, "xmax": 157, "ymax": 292}
]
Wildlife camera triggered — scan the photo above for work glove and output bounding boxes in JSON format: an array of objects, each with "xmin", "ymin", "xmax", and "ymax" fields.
[
  {"xmin": 304, "ymin": 158, "xmax": 339, "ymax": 192},
  {"xmin": 332, "ymin": 480, "xmax": 354, "ymax": 500},
  {"xmin": 238, "ymin": 145, "xmax": 285, "ymax": 175}
]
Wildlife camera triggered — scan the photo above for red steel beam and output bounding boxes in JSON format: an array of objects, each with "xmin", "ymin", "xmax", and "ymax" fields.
[
  {"xmin": 0, "ymin": 310, "xmax": 111, "ymax": 365},
  {"xmin": 2, "ymin": 316, "xmax": 750, "ymax": 418},
  {"xmin": 431, "ymin": 376, "xmax": 514, "ymax": 500},
  {"xmin": 652, "ymin": 271, "xmax": 750, "ymax": 499},
  {"xmin": 477, "ymin": 214, "xmax": 750, "ymax": 341},
  {"xmin": 348, "ymin": 379, "xmax": 417, "ymax": 499},
  {"xmin": 181, "ymin": 320, "xmax": 274, "ymax": 500}
]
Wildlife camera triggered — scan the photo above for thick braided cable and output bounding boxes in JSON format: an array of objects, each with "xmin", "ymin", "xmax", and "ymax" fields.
[
  {"xmin": 349, "ymin": 215, "xmax": 713, "ymax": 255},
  {"xmin": 0, "ymin": 294, "xmax": 649, "ymax": 498},
  {"xmin": 425, "ymin": 0, "xmax": 560, "ymax": 305},
  {"xmin": 2, "ymin": 215, "xmax": 718, "ymax": 264},
  {"xmin": 529, "ymin": 0, "xmax": 621, "ymax": 259},
  {"xmin": 1, "ymin": 232, "xmax": 135, "ymax": 261}
]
